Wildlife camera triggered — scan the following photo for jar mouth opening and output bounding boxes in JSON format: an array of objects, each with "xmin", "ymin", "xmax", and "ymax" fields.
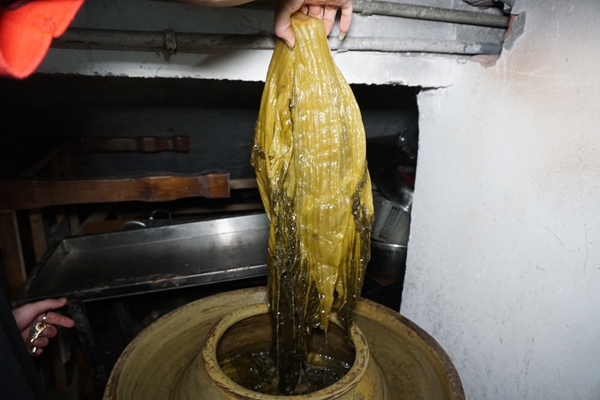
[{"xmin": 202, "ymin": 304, "xmax": 370, "ymax": 399}]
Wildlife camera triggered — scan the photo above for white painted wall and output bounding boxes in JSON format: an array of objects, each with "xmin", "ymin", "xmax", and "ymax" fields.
[{"xmin": 401, "ymin": 1, "xmax": 600, "ymax": 399}]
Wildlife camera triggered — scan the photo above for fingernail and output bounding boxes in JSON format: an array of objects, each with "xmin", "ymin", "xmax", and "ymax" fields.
[{"xmin": 338, "ymin": 32, "xmax": 347, "ymax": 41}]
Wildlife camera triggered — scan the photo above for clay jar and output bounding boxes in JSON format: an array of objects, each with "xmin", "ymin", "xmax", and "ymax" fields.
[
  {"xmin": 104, "ymin": 287, "xmax": 464, "ymax": 400},
  {"xmin": 175, "ymin": 303, "xmax": 386, "ymax": 399}
]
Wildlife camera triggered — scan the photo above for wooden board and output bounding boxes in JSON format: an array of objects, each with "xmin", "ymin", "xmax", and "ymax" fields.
[{"xmin": 0, "ymin": 172, "xmax": 229, "ymax": 210}]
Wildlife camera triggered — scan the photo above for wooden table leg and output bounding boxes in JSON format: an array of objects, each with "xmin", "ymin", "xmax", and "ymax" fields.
[
  {"xmin": 0, "ymin": 211, "xmax": 26, "ymax": 296},
  {"xmin": 49, "ymin": 336, "xmax": 70, "ymax": 400},
  {"xmin": 68, "ymin": 301, "xmax": 107, "ymax": 398},
  {"xmin": 28, "ymin": 209, "xmax": 47, "ymax": 262}
]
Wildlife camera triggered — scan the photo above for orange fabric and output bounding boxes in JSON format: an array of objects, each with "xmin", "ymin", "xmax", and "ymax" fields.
[{"xmin": 0, "ymin": 0, "xmax": 84, "ymax": 79}]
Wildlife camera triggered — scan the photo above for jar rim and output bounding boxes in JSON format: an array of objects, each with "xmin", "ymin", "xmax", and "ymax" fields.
[{"xmin": 202, "ymin": 303, "xmax": 370, "ymax": 399}]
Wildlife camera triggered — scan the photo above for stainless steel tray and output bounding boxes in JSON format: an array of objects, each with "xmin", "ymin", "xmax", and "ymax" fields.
[{"xmin": 17, "ymin": 213, "xmax": 269, "ymax": 302}]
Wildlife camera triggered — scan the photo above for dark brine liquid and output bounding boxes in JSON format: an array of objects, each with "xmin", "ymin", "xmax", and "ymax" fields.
[
  {"xmin": 216, "ymin": 312, "xmax": 356, "ymax": 395},
  {"xmin": 219, "ymin": 350, "xmax": 351, "ymax": 395}
]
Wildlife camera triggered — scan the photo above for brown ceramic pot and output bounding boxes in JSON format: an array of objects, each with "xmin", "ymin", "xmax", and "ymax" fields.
[{"xmin": 104, "ymin": 287, "xmax": 464, "ymax": 400}]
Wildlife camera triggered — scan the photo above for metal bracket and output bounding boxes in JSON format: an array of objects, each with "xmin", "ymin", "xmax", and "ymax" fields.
[{"xmin": 164, "ymin": 29, "xmax": 177, "ymax": 54}]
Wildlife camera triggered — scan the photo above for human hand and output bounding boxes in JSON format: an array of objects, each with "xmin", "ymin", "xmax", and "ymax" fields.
[
  {"xmin": 275, "ymin": 0, "xmax": 353, "ymax": 48},
  {"xmin": 12, "ymin": 298, "xmax": 75, "ymax": 356}
]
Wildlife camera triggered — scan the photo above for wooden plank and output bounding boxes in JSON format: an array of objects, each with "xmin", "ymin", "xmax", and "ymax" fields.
[
  {"xmin": 0, "ymin": 172, "xmax": 229, "ymax": 210},
  {"xmin": 50, "ymin": 339, "xmax": 69, "ymax": 400},
  {"xmin": 57, "ymin": 154, "xmax": 80, "ymax": 234},
  {"xmin": 28, "ymin": 209, "xmax": 47, "ymax": 262},
  {"xmin": 68, "ymin": 208, "xmax": 80, "ymax": 233},
  {"xmin": 19, "ymin": 142, "xmax": 68, "ymax": 177},
  {"xmin": 75, "ymin": 204, "xmax": 115, "ymax": 235},
  {"xmin": 50, "ymin": 157, "xmax": 61, "ymax": 178},
  {"xmin": 68, "ymin": 136, "xmax": 190, "ymax": 153},
  {"xmin": 230, "ymin": 178, "xmax": 258, "ymax": 190},
  {"xmin": 0, "ymin": 211, "xmax": 27, "ymax": 296},
  {"xmin": 80, "ymin": 204, "xmax": 115, "ymax": 226},
  {"xmin": 58, "ymin": 152, "xmax": 75, "ymax": 178},
  {"xmin": 55, "ymin": 206, "xmax": 66, "ymax": 226}
]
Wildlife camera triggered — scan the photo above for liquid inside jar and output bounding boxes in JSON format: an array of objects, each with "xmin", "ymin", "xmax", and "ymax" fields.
[{"xmin": 217, "ymin": 313, "xmax": 354, "ymax": 395}]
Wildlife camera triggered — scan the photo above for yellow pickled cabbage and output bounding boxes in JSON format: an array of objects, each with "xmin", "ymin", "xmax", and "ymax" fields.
[{"xmin": 251, "ymin": 12, "xmax": 373, "ymax": 391}]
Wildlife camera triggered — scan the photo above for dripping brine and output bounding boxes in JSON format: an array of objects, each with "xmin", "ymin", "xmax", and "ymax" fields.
[{"xmin": 249, "ymin": 12, "xmax": 374, "ymax": 395}]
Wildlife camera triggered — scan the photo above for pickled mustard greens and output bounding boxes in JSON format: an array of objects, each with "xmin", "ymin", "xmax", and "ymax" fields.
[
  {"xmin": 251, "ymin": 12, "xmax": 374, "ymax": 394},
  {"xmin": 220, "ymin": 350, "xmax": 351, "ymax": 395}
]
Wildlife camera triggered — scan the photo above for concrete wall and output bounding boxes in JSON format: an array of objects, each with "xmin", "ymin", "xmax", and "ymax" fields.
[
  {"xmin": 401, "ymin": 1, "xmax": 600, "ymax": 398},
  {"xmin": 37, "ymin": 0, "xmax": 505, "ymax": 82}
]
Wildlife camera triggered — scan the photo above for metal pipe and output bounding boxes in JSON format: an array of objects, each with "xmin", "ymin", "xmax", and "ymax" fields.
[
  {"xmin": 54, "ymin": 27, "xmax": 502, "ymax": 55},
  {"xmin": 56, "ymin": 29, "xmax": 166, "ymax": 48},
  {"xmin": 352, "ymin": 0, "xmax": 510, "ymax": 28},
  {"xmin": 330, "ymin": 36, "xmax": 501, "ymax": 54},
  {"xmin": 178, "ymin": 0, "xmax": 510, "ymax": 29}
]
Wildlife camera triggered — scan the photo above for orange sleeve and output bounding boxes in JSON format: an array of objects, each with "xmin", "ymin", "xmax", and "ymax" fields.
[{"xmin": 0, "ymin": 0, "xmax": 84, "ymax": 79}]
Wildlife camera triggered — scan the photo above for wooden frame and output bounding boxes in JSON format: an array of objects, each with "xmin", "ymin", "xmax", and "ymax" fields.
[{"xmin": 0, "ymin": 136, "xmax": 234, "ymax": 297}]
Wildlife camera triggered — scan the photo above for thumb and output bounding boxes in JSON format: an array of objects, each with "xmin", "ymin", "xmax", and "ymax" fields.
[
  {"xmin": 280, "ymin": 27, "xmax": 296, "ymax": 48},
  {"xmin": 275, "ymin": 0, "xmax": 301, "ymax": 48},
  {"xmin": 274, "ymin": 17, "xmax": 296, "ymax": 48}
]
